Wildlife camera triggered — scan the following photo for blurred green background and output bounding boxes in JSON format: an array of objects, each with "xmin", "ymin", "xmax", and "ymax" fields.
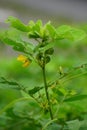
[{"xmin": 0, "ymin": 0, "xmax": 87, "ymax": 129}]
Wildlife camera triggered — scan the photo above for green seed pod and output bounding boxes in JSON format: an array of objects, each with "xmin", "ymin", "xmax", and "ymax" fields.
[
  {"xmin": 36, "ymin": 52, "xmax": 43, "ymax": 61},
  {"xmin": 45, "ymin": 56, "xmax": 50, "ymax": 64},
  {"xmin": 45, "ymin": 48, "xmax": 54, "ymax": 55}
]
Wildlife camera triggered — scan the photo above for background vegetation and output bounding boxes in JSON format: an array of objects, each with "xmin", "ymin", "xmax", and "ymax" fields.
[{"xmin": 0, "ymin": 1, "xmax": 87, "ymax": 129}]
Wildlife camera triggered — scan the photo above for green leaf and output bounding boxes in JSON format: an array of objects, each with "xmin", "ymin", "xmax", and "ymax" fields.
[
  {"xmin": 0, "ymin": 77, "xmax": 17, "ymax": 85},
  {"xmin": 21, "ymin": 90, "xmax": 30, "ymax": 97},
  {"xmin": 69, "ymin": 28, "xmax": 86, "ymax": 41},
  {"xmin": 28, "ymin": 20, "xmax": 43, "ymax": 39},
  {"xmin": 56, "ymin": 25, "xmax": 71, "ymax": 35},
  {"xmin": 45, "ymin": 123, "xmax": 62, "ymax": 130},
  {"xmin": 0, "ymin": 77, "xmax": 20, "ymax": 90},
  {"xmin": 46, "ymin": 22, "xmax": 56, "ymax": 38},
  {"xmin": 39, "ymin": 42, "xmax": 54, "ymax": 52},
  {"xmin": 66, "ymin": 120, "xmax": 81, "ymax": 130},
  {"xmin": 59, "ymin": 63, "xmax": 87, "ymax": 84},
  {"xmin": 28, "ymin": 20, "xmax": 35, "ymax": 25},
  {"xmin": 64, "ymin": 94, "xmax": 87, "ymax": 102},
  {"xmin": 0, "ymin": 29, "xmax": 31, "ymax": 54},
  {"xmin": 62, "ymin": 28, "xmax": 86, "ymax": 42},
  {"xmin": 0, "ymin": 34, "xmax": 25, "ymax": 52},
  {"xmin": 24, "ymin": 42, "xmax": 34, "ymax": 55},
  {"xmin": 28, "ymin": 86, "xmax": 43, "ymax": 96},
  {"xmin": 28, "ymin": 31, "xmax": 40, "ymax": 38},
  {"xmin": 52, "ymin": 88, "xmax": 64, "ymax": 97},
  {"xmin": 56, "ymin": 25, "xmax": 86, "ymax": 41},
  {"xmin": 33, "ymin": 20, "xmax": 42, "ymax": 32},
  {"xmin": 6, "ymin": 16, "xmax": 29, "ymax": 32},
  {"xmin": 80, "ymin": 120, "xmax": 87, "ymax": 130}
]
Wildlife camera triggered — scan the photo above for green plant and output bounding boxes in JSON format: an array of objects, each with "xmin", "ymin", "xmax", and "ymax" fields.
[{"xmin": 0, "ymin": 16, "xmax": 87, "ymax": 130}]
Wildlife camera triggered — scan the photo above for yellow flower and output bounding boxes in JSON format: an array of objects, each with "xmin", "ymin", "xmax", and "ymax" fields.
[{"xmin": 17, "ymin": 55, "xmax": 31, "ymax": 67}]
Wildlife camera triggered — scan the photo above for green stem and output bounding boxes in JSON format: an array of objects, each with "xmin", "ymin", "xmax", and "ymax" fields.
[
  {"xmin": 42, "ymin": 66, "xmax": 53, "ymax": 120},
  {"xmin": 62, "ymin": 72, "xmax": 87, "ymax": 84},
  {"xmin": 42, "ymin": 118, "xmax": 57, "ymax": 130}
]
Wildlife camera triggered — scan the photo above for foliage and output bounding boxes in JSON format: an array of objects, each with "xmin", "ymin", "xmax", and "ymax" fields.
[{"xmin": 0, "ymin": 16, "xmax": 87, "ymax": 130}]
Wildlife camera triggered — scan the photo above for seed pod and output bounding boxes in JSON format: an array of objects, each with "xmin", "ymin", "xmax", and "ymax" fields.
[
  {"xmin": 45, "ymin": 56, "xmax": 50, "ymax": 64},
  {"xmin": 45, "ymin": 48, "xmax": 54, "ymax": 55},
  {"xmin": 36, "ymin": 52, "xmax": 43, "ymax": 61}
]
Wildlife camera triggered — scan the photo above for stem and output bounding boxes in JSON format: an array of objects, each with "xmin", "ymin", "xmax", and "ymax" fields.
[
  {"xmin": 42, "ymin": 66, "xmax": 53, "ymax": 120},
  {"xmin": 42, "ymin": 118, "xmax": 57, "ymax": 130},
  {"xmin": 62, "ymin": 72, "xmax": 87, "ymax": 84}
]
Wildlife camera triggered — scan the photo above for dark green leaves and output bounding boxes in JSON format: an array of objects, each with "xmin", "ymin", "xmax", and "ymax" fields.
[
  {"xmin": 64, "ymin": 94, "xmax": 87, "ymax": 102},
  {"xmin": 28, "ymin": 86, "xmax": 43, "ymax": 96},
  {"xmin": 0, "ymin": 77, "xmax": 18, "ymax": 86},
  {"xmin": 0, "ymin": 77, "xmax": 20, "ymax": 90},
  {"xmin": 45, "ymin": 48, "xmax": 54, "ymax": 55}
]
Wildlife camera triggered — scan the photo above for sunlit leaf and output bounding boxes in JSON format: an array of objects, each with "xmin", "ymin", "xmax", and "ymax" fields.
[
  {"xmin": 56, "ymin": 25, "xmax": 71, "ymax": 35},
  {"xmin": 46, "ymin": 22, "xmax": 56, "ymax": 38},
  {"xmin": 56, "ymin": 25, "xmax": 86, "ymax": 41},
  {"xmin": 63, "ymin": 28, "xmax": 87, "ymax": 42},
  {"xmin": 6, "ymin": 16, "xmax": 29, "ymax": 32},
  {"xmin": 0, "ymin": 29, "xmax": 34, "ymax": 54}
]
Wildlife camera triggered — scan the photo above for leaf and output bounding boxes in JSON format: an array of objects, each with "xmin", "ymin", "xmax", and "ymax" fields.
[
  {"xmin": 33, "ymin": 20, "xmax": 42, "ymax": 32},
  {"xmin": 64, "ymin": 94, "xmax": 87, "ymax": 102},
  {"xmin": 46, "ymin": 22, "xmax": 56, "ymax": 38},
  {"xmin": 56, "ymin": 25, "xmax": 86, "ymax": 41},
  {"xmin": 80, "ymin": 120, "xmax": 87, "ymax": 130},
  {"xmin": 0, "ymin": 77, "xmax": 17, "ymax": 85},
  {"xmin": 52, "ymin": 88, "xmax": 64, "ymax": 97},
  {"xmin": 56, "ymin": 25, "xmax": 71, "ymax": 35},
  {"xmin": 0, "ymin": 77, "xmax": 21, "ymax": 90},
  {"xmin": 21, "ymin": 90, "xmax": 30, "ymax": 97},
  {"xmin": 45, "ymin": 123, "xmax": 62, "ymax": 130},
  {"xmin": 0, "ymin": 29, "xmax": 32, "ymax": 54},
  {"xmin": 39, "ymin": 42, "xmax": 54, "ymax": 52},
  {"xmin": 6, "ymin": 16, "xmax": 29, "ymax": 32},
  {"xmin": 69, "ymin": 28, "xmax": 86, "ymax": 41},
  {"xmin": 63, "ymin": 28, "xmax": 86, "ymax": 42},
  {"xmin": 1, "ymin": 36, "xmax": 25, "ymax": 52},
  {"xmin": 28, "ymin": 31, "xmax": 40, "ymax": 38},
  {"xmin": 24, "ymin": 42, "xmax": 34, "ymax": 55},
  {"xmin": 66, "ymin": 119, "xmax": 81, "ymax": 130},
  {"xmin": 28, "ymin": 86, "xmax": 43, "ymax": 96},
  {"xmin": 59, "ymin": 63, "xmax": 87, "ymax": 84},
  {"xmin": 28, "ymin": 20, "xmax": 43, "ymax": 39}
]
